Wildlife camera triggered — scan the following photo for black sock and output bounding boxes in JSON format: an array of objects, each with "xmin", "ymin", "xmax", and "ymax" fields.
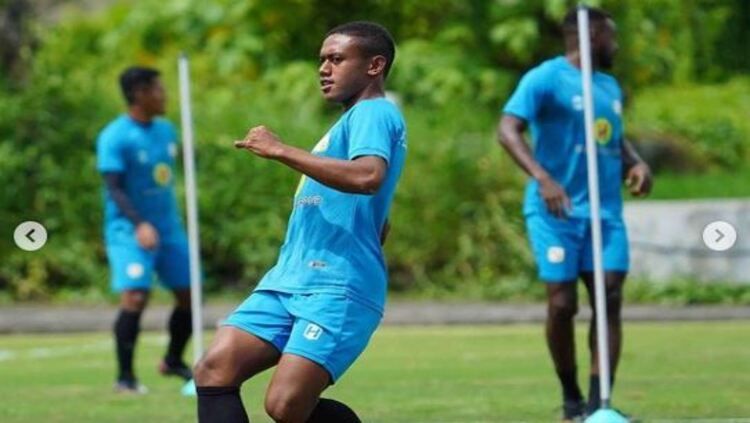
[
  {"xmin": 307, "ymin": 398, "xmax": 361, "ymax": 423},
  {"xmin": 114, "ymin": 309, "xmax": 142, "ymax": 382},
  {"xmin": 197, "ymin": 386, "xmax": 248, "ymax": 423},
  {"xmin": 557, "ymin": 367, "xmax": 583, "ymax": 402},
  {"xmin": 165, "ymin": 307, "xmax": 192, "ymax": 366},
  {"xmin": 588, "ymin": 374, "xmax": 615, "ymax": 410}
]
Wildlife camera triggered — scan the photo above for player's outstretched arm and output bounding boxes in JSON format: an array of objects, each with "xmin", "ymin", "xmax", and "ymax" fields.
[
  {"xmin": 498, "ymin": 115, "xmax": 571, "ymax": 217},
  {"xmin": 621, "ymin": 139, "xmax": 653, "ymax": 197},
  {"xmin": 234, "ymin": 125, "xmax": 386, "ymax": 195},
  {"xmin": 102, "ymin": 172, "xmax": 159, "ymax": 249}
]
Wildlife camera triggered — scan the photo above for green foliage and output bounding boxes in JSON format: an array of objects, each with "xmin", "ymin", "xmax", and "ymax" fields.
[
  {"xmin": 1, "ymin": 0, "xmax": 749, "ymax": 300},
  {"xmin": 628, "ymin": 78, "xmax": 750, "ymax": 172}
]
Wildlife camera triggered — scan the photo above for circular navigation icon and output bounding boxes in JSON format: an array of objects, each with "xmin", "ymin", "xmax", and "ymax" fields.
[
  {"xmin": 13, "ymin": 221, "xmax": 48, "ymax": 251},
  {"xmin": 702, "ymin": 221, "xmax": 737, "ymax": 252}
]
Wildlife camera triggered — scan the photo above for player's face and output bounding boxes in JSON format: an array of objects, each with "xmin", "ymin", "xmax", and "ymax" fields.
[
  {"xmin": 318, "ymin": 34, "xmax": 372, "ymax": 105},
  {"xmin": 594, "ymin": 18, "xmax": 618, "ymax": 69},
  {"xmin": 136, "ymin": 78, "xmax": 167, "ymax": 116}
]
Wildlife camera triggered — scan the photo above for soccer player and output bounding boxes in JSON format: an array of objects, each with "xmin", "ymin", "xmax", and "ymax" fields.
[
  {"xmin": 193, "ymin": 21, "xmax": 406, "ymax": 423},
  {"xmin": 97, "ymin": 67, "xmax": 195, "ymax": 393},
  {"xmin": 497, "ymin": 7, "xmax": 652, "ymax": 422}
]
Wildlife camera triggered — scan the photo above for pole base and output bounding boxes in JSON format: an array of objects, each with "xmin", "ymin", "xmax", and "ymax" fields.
[
  {"xmin": 585, "ymin": 408, "xmax": 629, "ymax": 423},
  {"xmin": 181, "ymin": 378, "xmax": 197, "ymax": 396}
]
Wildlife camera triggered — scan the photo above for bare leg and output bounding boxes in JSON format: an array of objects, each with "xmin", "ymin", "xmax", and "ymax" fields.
[
  {"xmin": 581, "ymin": 271, "xmax": 626, "ymax": 407},
  {"xmin": 545, "ymin": 282, "xmax": 584, "ymax": 404},
  {"xmin": 264, "ymin": 354, "xmax": 331, "ymax": 423}
]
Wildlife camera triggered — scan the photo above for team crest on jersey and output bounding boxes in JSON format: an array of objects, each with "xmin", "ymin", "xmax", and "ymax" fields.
[
  {"xmin": 153, "ymin": 162, "xmax": 172, "ymax": 186},
  {"xmin": 595, "ymin": 118, "xmax": 613, "ymax": 145},
  {"xmin": 311, "ymin": 133, "xmax": 330, "ymax": 153}
]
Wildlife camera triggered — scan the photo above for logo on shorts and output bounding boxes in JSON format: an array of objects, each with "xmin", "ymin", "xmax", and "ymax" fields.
[
  {"xmin": 547, "ymin": 246, "xmax": 565, "ymax": 264},
  {"xmin": 126, "ymin": 263, "xmax": 144, "ymax": 279},
  {"xmin": 303, "ymin": 323, "xmax": 323, "ymax": 341}
]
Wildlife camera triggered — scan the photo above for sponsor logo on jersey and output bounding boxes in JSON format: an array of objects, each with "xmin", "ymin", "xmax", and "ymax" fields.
[
  {"xmin": 312, "ymin": 133, "xmax": 330, "ymax": 153},
  {"xmin": 572, "ymin": 95, "xmax": 583, "ymax": 111}
]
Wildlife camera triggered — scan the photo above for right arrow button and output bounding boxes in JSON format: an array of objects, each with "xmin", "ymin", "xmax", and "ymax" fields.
[{"xmin": 703, "ymin": 221, "xmax": 737, "ymax": 252}]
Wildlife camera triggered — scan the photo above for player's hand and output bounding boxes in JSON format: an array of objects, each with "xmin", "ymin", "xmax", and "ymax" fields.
[
  {"xmin": 234, "ymin": 125, "xmax": 285, "ymax": 159},
  {"xmin": 539, "ymin": 176, "xmax": 571, "ymax": 218},
  {"xmin": 135, "ymin": 222, "xmax": 159, "ymax": 250},
  {"xmin": 625, "ymin": 162, "xmax": 653, "ymax": 197}
]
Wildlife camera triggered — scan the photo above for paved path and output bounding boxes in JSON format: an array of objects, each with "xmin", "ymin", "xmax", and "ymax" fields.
[{"xmin": 2, "ymin": 302, "xmax": 749, "ymax": 333}]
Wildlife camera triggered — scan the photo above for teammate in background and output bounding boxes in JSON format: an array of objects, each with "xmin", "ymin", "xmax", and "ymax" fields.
[
  {"xmin": 96, "ymin": 67, "xmax": 194, "ymax": 393},
  {"xmin": 193, "ymin": 21, "xmax": 405, "ymax": 423},
  {"xmin": 498, "ymin": 7, "xmax": 652, "ymax": 422}
]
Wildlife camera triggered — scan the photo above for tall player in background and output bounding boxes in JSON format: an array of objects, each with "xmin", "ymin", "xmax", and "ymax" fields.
[
  {"xmin": 498, "ymin": 7, "xmax": 652, "ymax": 422},
  {"xmin": 97, "ymin": 67, "xmax": 194, "ymax": 393},
  {"xmin": 193, "ymin": 21, "xmax": 406, "ymax": 423}
]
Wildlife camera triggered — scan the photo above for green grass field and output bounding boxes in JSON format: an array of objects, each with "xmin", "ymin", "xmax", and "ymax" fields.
[{"xmin": 2, "ymin": 322, "xmax": 749, "ymax": 422}]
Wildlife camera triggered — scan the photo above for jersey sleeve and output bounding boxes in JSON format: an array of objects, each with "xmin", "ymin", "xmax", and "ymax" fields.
[
  {"xmin": 346, "ymin": 101, "xmax": 401, "ymax": 164},
  {"xmin": 96, "ymin": 127, "xmax": 126, "ymax": 173},
  {"xmin": 502, "ymin": 66, "xmax": 550, "ymax": 122},
  {"xmin": 164, "ymin": 120, "xmax": 179, "ymax": 144}
]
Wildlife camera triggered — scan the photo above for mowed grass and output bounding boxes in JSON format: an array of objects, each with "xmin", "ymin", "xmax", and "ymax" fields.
[{"xmin": 1, "ymin": 322, "xmax": 749, "ymax": 422}]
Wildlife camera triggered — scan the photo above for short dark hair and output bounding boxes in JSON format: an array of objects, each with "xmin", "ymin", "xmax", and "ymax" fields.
[
  {"xmin": 119, "ymin": 66, "xmax": 160, "ymax": 105},
  {"xmin": 562, "ymin": 6, "xmax": 612, "ymax": 35},
  {"xmin": 326, "ymin": 21, "xmax": 396, "ymax": 78}
]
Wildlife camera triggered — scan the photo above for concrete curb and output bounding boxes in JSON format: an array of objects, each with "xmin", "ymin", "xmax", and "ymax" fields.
[{"xmin": 2, "ymin": 302, "xmax": 749, "ymax": 334}]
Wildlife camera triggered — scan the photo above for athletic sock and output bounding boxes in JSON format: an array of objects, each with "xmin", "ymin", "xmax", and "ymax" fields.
[
  {"xmin": 307, "ymin": 398, "xmax": 361, "ymax": 423},
  {"xmin": 197, "ymin": 386, "xmax": 249, "ymax": 423},
  {"xmin": 114, "ymin": 309, "xmax": 142, "ymax": 382},
  {"xmin": 165, "ymin": 307, "xmax": 192, "ymax": 366},
  {"xmin": 557, "ymin": 367, "xmax": 583, "ymax": 402}
]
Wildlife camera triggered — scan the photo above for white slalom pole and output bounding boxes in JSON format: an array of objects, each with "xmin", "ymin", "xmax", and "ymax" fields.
[
  {"xmin": 577, "ymin": 5, "xmax": 613, "ymax": 410},
  {"xmin": 178, "ymin": 53, "xmax": 203, "ymax": 395}
]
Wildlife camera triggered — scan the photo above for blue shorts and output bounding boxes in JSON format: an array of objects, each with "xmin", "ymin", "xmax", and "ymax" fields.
[
  {"xmin": 104, "ymin": 221, "xmax": 191, "ymax": 293},
  {"xmin": 525, "ymin": 212, "xmax": 629, "ymax": 282},
  {"xmin": 223, "ymin": 290, "xmax": 381, "ymax": 383}
]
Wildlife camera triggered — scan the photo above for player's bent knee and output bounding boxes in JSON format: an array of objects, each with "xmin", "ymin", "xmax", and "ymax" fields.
[
  {"xmin": 265, "ymin": 391, "xmax": 306, "ymax": 423},
  {"xmin": 548, "ymin": 299, "xmax": 578, "ymax": 320},
  {"xmin": 605, "ymin": 294, "xmax": 623, "ymax": 318},
  {"xmin": 194, "ymin": 351, "xmax": 234, "ymax": 386}
]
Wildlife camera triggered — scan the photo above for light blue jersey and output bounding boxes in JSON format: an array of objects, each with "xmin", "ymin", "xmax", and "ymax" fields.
[
  {"xmin": 96, "ymin": 114, "xmax": 183, "ymax": 236},
  {"xmin": 254, "ymin": 98, "xmax": 407, "ymax": 314},
  {"xmin": 503, "ymin": 56, "xmax": 624, "ymax": 220}
]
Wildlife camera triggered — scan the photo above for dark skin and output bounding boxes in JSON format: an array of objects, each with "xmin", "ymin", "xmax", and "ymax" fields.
[
  {"xmin": 194, "ymin": 33, "xmax": 391, "ymax": 423},
  {"xmin": 114, "ymin": 77, "xmax": 191, "ymax": 312},
  {"xmin": 497, "ymin": 17, "xmax": 652, "ymax": 401}
]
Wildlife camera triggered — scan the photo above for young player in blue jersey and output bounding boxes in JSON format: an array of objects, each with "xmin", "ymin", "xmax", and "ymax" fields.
[
  {"xmin": 194, "ymin": 22, "xmax": 406, "ymax": 423},
  {"xmin": 498, "ymin": 8, "xmax": 652, "ymax": 422},
  {"xmin": 97, "ymin": 67, "xmax": 194, "ymax": 393}
]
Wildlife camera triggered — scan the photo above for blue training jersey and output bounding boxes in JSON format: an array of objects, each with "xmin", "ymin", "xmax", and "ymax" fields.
[
  {"xmin": 503, "ymin": 56, "xmax": 624, "ymax": 220},
  {"xmin": 96, "ymin": 114, "xmax": 183, "ymax": 235},
  {"xmin": 255, "ymin": 98, "xmax": 407, "ymax": 314}
]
